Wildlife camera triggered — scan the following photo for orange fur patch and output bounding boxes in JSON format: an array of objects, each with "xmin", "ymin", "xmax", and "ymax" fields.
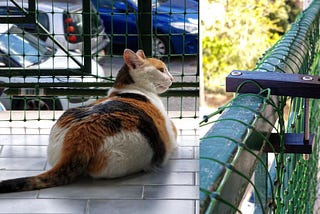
[
  {"xmin": 56, "ymin": 114, "xmax": 77, "ymax": 127},
  {"xmin": 146, "ymin": 58, "xmax": 166, "ymax": 70},
  {"xmin": 87, "ymin": 151, "xmax": 110, "ymax": 174}
]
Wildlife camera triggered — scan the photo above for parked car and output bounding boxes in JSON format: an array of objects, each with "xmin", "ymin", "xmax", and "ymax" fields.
[
  {"xmin": 0, "ymin": 24, "xmax": 105, "ymax": 110},
  {"xmin": 91, "ymin": 0, "xmax": 198, "ymax": 57},
  {"xmin": 0, "ymin": 0, "xmax": 110, "ymax": 56}
]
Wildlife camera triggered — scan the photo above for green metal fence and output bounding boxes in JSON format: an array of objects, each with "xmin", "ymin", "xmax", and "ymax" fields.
[
  {"xmin": 0, "ymin": 0, "xmax": 199, "ymax": 120},
  {"xmin": 200, "ymin": 0, "xmax": 320, "ymax": 213}
]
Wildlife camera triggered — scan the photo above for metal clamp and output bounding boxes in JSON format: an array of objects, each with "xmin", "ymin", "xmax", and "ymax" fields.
[{"xmin": 226, "ymin": 70, "xmax": 319, "ymax": 154}]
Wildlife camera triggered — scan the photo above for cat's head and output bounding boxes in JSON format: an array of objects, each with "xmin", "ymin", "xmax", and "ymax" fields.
[{"xmin": 113, "ymin": 49, "xmax": 173, "ymax": 94}]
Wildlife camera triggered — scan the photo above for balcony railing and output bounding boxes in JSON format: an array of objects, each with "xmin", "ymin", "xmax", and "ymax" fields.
[{"xmin": 200, "ymin": 1, "xmax": 320, "ymax": 213}]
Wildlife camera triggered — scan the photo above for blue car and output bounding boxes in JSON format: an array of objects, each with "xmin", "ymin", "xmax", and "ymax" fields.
[{"xmin": 91, "ymin": 0, "xmax": 198, "ymax": 57}]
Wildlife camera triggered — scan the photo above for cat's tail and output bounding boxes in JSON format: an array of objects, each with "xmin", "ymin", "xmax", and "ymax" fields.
[{"xmin": 0, "ymin": 153, "xmax": 89, "ymax": 193}]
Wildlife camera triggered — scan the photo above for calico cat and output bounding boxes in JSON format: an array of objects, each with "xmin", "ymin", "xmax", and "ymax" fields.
[{"xmin": 0, "ymin": 49, "xmax": 177, "ymax": 193}]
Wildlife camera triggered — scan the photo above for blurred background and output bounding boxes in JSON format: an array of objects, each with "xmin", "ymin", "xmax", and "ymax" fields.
[{"xmin": 201, "ymin": 0, "xmax": 301, "ymax": 109}]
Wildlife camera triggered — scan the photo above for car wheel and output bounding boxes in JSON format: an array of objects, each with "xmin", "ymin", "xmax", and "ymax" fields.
[
  {"xmin": 11, "ymin": 97, "xmax": 63, "ymax": 110},
  {"xmin": 26, "ymin": 99, "xmax": 50, "ymax": 110},
  {"xmin": 153, "ymin": 37, "xmax": 169, "ymax": 58}
]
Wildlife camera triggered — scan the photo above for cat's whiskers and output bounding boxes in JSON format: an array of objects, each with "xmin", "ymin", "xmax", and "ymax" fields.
[
  {"xmin": 153, "ymin": 81, "xmax": 171, "ymax": 89},
  {"xmin": 166, "ymin": 71, "xmax": 179, "ymax": 76}
]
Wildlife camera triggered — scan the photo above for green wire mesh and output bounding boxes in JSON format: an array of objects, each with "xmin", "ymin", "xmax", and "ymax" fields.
[
  {"xmin": 0, "ymin": 0, "xmax": 199, "ymax": 120},
  {"xmin": 200, "ymin": 0, "xmax": 320, "ymax": 213}
]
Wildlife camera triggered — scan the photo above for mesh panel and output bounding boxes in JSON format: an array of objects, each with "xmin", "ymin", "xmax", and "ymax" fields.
[{"xmin": 0, "ymin": 0, "xmax": 199, "ymax": 120}]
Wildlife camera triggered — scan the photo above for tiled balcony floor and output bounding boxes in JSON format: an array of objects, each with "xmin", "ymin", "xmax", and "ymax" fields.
[{"xmin": 0, "ymin": 112, "xmax": 199, "ymax": 214}]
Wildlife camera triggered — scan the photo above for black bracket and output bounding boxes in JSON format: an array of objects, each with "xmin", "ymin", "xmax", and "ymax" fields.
[{"xmin": 226, "ymin": 70, "xmax": 320, "ymax": 155}]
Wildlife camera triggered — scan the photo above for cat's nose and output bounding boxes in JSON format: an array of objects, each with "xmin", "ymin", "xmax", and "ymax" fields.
[{"xmin": 168, "ymin": 73, "xmax": 174, "ymax": 81}]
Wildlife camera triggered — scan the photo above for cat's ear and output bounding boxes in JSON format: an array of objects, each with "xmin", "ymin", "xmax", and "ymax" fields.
[
  {"xmin": 136, "ymin": 50, "xmax": 146, "ymax": 59},
  {"xmin": 123, "ymin": 49, "xmax": 144, "ymax": 69}
]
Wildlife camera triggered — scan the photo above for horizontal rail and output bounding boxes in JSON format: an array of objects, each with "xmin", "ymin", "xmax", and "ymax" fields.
[
  {"xmin": 2, "ymin": 88, "xmax": 198, "ymax": 97},
  {"xmin": 226, "ymin": 70, "xmax": 320, "ymax": 98},
  {"xmin": 0, "ymin": 82, "xmax": 198, "ymax": 88}
]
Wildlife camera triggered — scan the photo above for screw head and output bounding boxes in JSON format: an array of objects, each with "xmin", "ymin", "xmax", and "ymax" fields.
[
  {"xmin": 231, "ymin": 71, "xmax": 242, "ymax": 76},
  {"xmin": 302, "ymin": 75, "xmax": 313, "ymax": 81}
]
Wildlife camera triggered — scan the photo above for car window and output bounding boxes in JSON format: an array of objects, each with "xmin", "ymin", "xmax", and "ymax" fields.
[
  {"xmin": 37, "ymin": 13, "xmax": 49, "ymax": 29},
  {"xmin": 0, "ymin": 26, "xmax": 53, "ymax": 67},
  {"xmin": 0, "ymin": 32, "xmax": 38, "ymax": 67}
]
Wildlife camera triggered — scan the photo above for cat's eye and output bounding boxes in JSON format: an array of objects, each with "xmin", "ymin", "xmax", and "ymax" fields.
[{"xmin": 158, "ymin": 68, "xmax": 165, "ymax": 73}]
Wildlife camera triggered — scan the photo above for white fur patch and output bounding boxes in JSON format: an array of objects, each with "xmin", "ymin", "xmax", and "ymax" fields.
[
  {"xmin": 47, "ymin": 125, "xmax": 69, "ymax": 167},
  {"xmin": 89, "ymin": 130, "xmax": 153, "ymax": 178},
  {"xmin": 47, "ymin": 127, "xmax": 154, "ymax": 179},
  {"xmin": 108, "ymin": 87, "xmax": 178, "ymax": 156}
]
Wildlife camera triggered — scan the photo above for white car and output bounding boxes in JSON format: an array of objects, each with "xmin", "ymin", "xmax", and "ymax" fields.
[
  {"xmin": 0, "ymin": 24, "xmax": 106, "ymax": 110},
  {"xmin": 0, "ymin": 0, "xmax": 110, "ymax": 56}
]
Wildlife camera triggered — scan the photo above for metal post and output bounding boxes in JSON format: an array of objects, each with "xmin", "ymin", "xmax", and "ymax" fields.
[
  {"xmin": 137, "ymin": 0, "xmax": 152, "ymax": 56},
  {"xmin": 83, "ymin": 0, "xmax": 92, "ymax": 74},
  {"xmin": 303, "ymin": 98, "xmax": 310, "ymax": 160},
  {"xmin": 28, "ymin": 0, "xmax": 36, "ymax": 23},
  {"xmin": 304, "ymin": 98, "xmax": 310, "ymax": 143}
]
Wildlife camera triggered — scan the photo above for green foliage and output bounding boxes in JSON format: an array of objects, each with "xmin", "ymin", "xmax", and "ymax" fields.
[{"xmin": 202, "ymin": 0, "xmax": 299, "ymax": 94}]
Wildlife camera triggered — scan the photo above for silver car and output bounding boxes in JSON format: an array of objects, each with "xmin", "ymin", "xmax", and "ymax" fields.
[
  {"xmin": 0, "ymin": 24, "xmax": 106, "ymax": 110},
  {"xmin": 0, "ymin": 0, "xmax": 110, "ymax": 56}
]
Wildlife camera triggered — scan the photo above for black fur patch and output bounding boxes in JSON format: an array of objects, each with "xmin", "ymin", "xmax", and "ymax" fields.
[
  {"xmin": 0, "ymin": 177, "xmax": 32, "ymax": 193},
  {"xmin": 70, "ymin": 100, "xmax": 165, "ymax": 164},
  {"xmin": 114, "ymin": 64, "xmax": 135, "ymax": 86},
  {"xmin": 117, "ymin": 93, "xmax": 149, "ymax": 102}
]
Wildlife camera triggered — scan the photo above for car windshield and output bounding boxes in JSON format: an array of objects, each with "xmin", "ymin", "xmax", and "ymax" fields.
[{"xmin": 0, "ymin": 26, "xmax": 53, "ymax": 67}]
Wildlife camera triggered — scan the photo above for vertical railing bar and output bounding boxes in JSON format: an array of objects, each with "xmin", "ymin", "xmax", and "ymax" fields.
[
  {"xmin": 137, "ymin": 0, "xmax": 152, "ymax": 57},
  {"xmin": 83, "ymin": 0, "xmax": 92, "ymax": 74},
  {"xmin": 303, "ymin": 98, "xmax": 310, "ymax": 160},
  {"xmin": 304, "ymin": 98, "xmax": 310, "ymax": 143}
]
